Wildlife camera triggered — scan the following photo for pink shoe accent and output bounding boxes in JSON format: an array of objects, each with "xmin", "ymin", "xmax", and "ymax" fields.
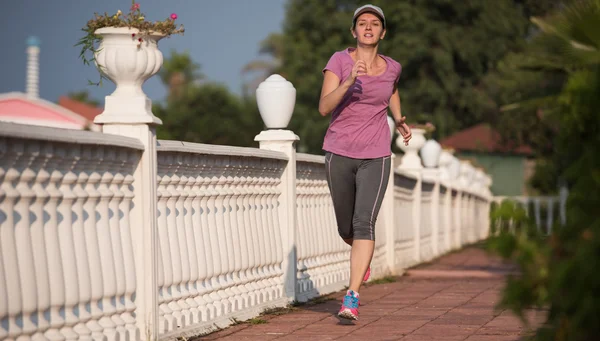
[{"xmin": 363, "ymin": 266, "xmax": 371, "ymax": 282}]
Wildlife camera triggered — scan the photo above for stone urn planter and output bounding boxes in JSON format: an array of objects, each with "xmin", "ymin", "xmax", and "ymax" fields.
[
  {"xmin": 420, "ymin": 139, "xmax": 442, "ymax": 168},
  {"xmin": 397, "ymin": 128, "xmax": 426, "ymax": 169},
  {"xmin": 93, "ymin": 27, "xmax": 165, "ymax": 125},
  {"xmin": 256, "ymin": 74, "xmax": 296, "ymax": 129}
]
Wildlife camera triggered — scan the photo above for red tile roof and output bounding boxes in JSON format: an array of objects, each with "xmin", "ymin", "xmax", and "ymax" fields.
[
  {"xmin": 57, "ymin": 96, "xmax": 102, "ymax": 122},
  {"xmin": 440, "ymin": 123, "xmax": 533, "ymax": 155}
]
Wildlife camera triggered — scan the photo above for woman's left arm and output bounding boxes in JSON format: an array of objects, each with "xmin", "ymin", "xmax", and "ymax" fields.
[
  {"xmin": 389, "ymin": 86, "xmax": 404, "ymax": 126},
  {"xmin": 389, "ymin": 86, "xmax": 412, "ymax": 145}
]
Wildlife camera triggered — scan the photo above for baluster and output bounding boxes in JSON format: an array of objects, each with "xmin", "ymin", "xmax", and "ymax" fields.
[
  {"xmin": 71, "ymin": 147, "xmax": 93, "ymax": 341},
  {"xmin": 55, "ymin": 146, "xmax": 81, "ymax": 341},
  {"xmin": 164, "ymin": 155, "xmax": 184, "ymax": 329},
  {"xmin": 103, "ymin": 149, "xmax": 127, "ymax": 340},
  {"xmin": 212, "ymin": 157, "xmax": 232, "ymax": 314},
  {"xmin": 23, "ymin": 143, "xmax": 51, "ymax": 341},
  {"xmin": 219, "ymin": 157, "xmax": 239, "ymax": 312},
  {"xmin": 95, "ymin": 148, "xmax": 119, "ymax": 341},
  {"xmin": 307, "ymin": 172, "xmax": 318, "ymax": 288},
  {"xmin": 190, "ymin": 158, "xmax": 210, "ymax": 322},
  {"xmin": 0, "ymin": 141, "xmax": 25, "ymax": 341},
  {"xmin": 81, "ymin": 147, "xmax": 105, "ymax": 341},
  {"xmin": 11, "ymin": 142, "xmax": 38, "ymax": 341},
  {"xmin": 534, "ymin": 198, "xmax": 541, "ymax": 231},
  {"xmin": 226, "ymin": 158, "xmax": 244, "ymax": 311},
  {"xmin": 41, "ymin": 144, "xmax": 69, "ymax": 341},
  {"xmin": 296, "ymin": 165, "xmax": 308, "ymax": 293},
  {"xmin": 181, "ymin": 154, "xmax": 200, "ymax": 324},
  {"xmin": 204, "ymin": 157, "xmax": 226, "ymax": 316},
  {"xmin": 270, "ymin": 161, "xmax": 284, "ymax": 298},
  {"xmin": 547, "ymin": 198, "xmax": 554, "ymax": 234},
  {"xmin": 261, "ymin": 160, "xmax": 277, "ymax": 300},
  {"xmin": 244, "ymin": 163, "xmax": 260, "ymax": 305},
  {"xmin": 157, "ymin": 155, "xmax": 175, "ymax": 332},
  {"xmin": 234, "ymin": 159, "xmax": 251, "ymax": 308},
  {"xmin": 0, "ymin": 138, "xmax": 7, "ymax": 341},
  {"xmin": 254, "ymin": 162, "xmax": 269, "ymax": 304},
  {"xmin": 197, "ymin": 158, "xmax": 217, "ymax": 320},
  {"xmin": 172, "ymin": 153, "xmax": 192, "ymax": 327},
  {"xmin": 118, "ymin": 149, "xmax": 138, "ymax": 340}
]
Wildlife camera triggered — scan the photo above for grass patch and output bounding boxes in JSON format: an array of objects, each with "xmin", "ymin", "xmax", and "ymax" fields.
[
  {"xmin": 368, "ymin": 275, "xmax": 397, "ymax": 285},
  {"xmin": 247, "ymin": 318, "xmax": 268, "ymax": 325},
  {"xmin": 261, "ymin": 305, "xmax": 299, "ymax": 316},
  {"xmin": 310, "ymin": 295, "xmax": 335, "ymax": 305}
]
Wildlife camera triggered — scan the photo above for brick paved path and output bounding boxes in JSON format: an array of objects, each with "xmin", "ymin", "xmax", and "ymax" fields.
[{"xmin": 195, "ymin": 245, "xmax": 546, "ymax": 341}]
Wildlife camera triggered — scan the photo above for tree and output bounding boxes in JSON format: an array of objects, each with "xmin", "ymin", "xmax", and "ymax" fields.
[
  {"xmin": 263, "ymin": 0, "xmax": 560, "ymax": 154},
  {"xmin": 487, "ymin": 1, "xmax": 600, "ymax": 339},
  {"xmin": 241, "ymin": 33, "xmax": 284, "ymax": 96},
  {"xmin": 154, "ymin": 83, "xmax": 264, "ymax": 146},
  {"xmin": 159, "ymin": 49, "xmax": 204, "ymax": 98},
  {"xmin": 154, "ymin": 51, "xmax": 264, "ymax": 147}
]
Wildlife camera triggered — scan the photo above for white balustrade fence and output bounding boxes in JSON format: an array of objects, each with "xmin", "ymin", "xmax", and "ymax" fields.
[
  {"xmin": 492, "ymin": 191, "xmax": 568, "ymax": 234},
  {"xmin": 0, "ymin": 76, "xmax": 492, "ymax": 341}
]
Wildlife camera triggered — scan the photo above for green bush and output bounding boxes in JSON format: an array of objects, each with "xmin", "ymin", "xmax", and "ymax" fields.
[{"xmin": 486, "ymin": 1, "xmax": 600, "ymax": 340}]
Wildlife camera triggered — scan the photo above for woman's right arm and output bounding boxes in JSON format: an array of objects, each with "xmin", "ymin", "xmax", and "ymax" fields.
[{"xmin": 318, "ymin": 60, "xmax": 364, "ymax": 116}]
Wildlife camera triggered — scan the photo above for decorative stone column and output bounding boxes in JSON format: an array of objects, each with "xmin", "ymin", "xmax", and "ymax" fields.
[
  {"xmin": 396, "ymin": 130, "xmax": 425, "ymax": 263},
  {"xmin": 92, "ymin": 26, "xmax": 162, "ymax": 341},
  {"xmin": 420, "ymin": 139, "xmax": 442, "ymax": 168},
  {"xmin": 397, "ymin": 128, "xmax": 426, "ymax": 170},
  {"xmin": 254, "ymin": 74, "xmax": 299, "ymax": 303}
]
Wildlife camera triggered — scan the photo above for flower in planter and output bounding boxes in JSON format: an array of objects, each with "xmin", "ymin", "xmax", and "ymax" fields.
[{"xmin": 76, "ymin": 0, "xmax": 184, "ymax": 86}]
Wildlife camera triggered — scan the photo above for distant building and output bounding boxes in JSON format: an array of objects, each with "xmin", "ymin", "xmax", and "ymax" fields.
[
  {"xmin": 440, "ymin": 123, "xmax": 535, "ymax": 196},
  {"xmin": 0, "ymin": 36, "xmax": 102, "ymax": 131}
]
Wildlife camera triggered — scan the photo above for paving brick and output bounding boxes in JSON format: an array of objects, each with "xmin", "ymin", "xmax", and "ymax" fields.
[{"xmin": 194, "ymin": 246, "xmax": 543, "ymax": 340}]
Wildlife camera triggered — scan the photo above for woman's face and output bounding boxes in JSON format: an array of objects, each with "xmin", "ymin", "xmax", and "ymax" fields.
[{"xmin": 352, "ymin": 12, "xmax": 386, "ymax": 45}]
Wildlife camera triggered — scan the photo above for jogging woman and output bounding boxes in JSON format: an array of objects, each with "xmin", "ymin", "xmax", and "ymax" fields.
[{"xmin": 318, "ymin": 4, "xmax": 412, "ymax": 320}]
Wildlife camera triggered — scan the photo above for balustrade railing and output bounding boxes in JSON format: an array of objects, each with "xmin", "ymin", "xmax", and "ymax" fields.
[{"xmin": 1, "ymin": 75, "xmax": 492, "ymax": 341}]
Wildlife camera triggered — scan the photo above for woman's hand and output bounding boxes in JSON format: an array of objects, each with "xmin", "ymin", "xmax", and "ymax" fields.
[
  {"xmin": 396, "ymin": 117, "xmax": 412, "ymax": 146},
  {"xmin": 345, "ymin": 60, "xmax": 367, "ymax": 85}
]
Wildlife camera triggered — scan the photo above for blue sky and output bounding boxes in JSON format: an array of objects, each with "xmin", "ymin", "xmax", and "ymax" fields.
[{"xmin": 0, "ymin": 0, "xmax": 286, "ymax": 103}]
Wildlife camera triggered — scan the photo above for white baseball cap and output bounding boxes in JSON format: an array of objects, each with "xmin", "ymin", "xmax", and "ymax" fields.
[{"xmin": 352, "ymin": 4, "xmax": 386, "ymax": 29}]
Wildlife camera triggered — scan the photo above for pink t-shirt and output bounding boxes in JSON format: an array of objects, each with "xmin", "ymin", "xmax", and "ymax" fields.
[{"xmin": 322, "ymin": 47, "xmax": 402, "ymax": 159}]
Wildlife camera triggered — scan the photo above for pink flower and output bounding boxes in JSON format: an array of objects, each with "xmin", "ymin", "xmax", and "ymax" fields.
[
  {"xmin": 170, "ymin": 13, "xmax": 178, "ymax": 20},
  {"xmin": 131, "ymin": 3, "xmax": 140, "ymax": 11}
]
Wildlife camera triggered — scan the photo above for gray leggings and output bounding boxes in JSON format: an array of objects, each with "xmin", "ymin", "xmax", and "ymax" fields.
[{"xmin": 324, "ymin": 152, "xmax": 391, "ymax": 241}]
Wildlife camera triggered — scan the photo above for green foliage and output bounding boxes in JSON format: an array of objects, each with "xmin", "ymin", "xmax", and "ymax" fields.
[
  {"xmin": 270, "ymin": 0, "xmax": 560, "ymax": 154},
  {"xmin": 486, "ymin": 1, "xmax": 600, "ymax": 339},
  {"xmin": 152, "ymin": 48, "xmax": 264, "ymax": 147},
  {"xmin": 487, "ymin": 200, "xmax": 550, "ymax": 324},
  {"xmin": 159, "ymin": 50, "xmax": 203, "ymax": 90},
  {"xmin": 154, "ymin": 83, "xmax": 264, "ymax": 146}
]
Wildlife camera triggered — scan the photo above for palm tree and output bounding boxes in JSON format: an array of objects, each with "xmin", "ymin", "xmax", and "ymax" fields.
[
  {"xmin": 501, "ymin": 0, "xmax": 600, "ymax": 113},
  {"xmin": 159, "ymin": 49, "xmax": 204, "ymax": 98}
]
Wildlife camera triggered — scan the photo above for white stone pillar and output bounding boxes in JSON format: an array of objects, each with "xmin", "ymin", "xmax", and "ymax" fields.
[
  {"xmin": 254, "ymin": 74, "xmax": 299, "ymax": 302},
  {"xmin": 382, "ymin": 154, "xmax": 397, "ymax": 274},
  {"xmin": 422, "ymin": 169, "xmax": 440, "ymax": 257},
  {"xmin": 255, "ymin": 130, "xmax": 299, "ymax": 302},
  {"xmin": 92, "ymin": 28, "xmax": 163, "ymax": 341},
  {"xmin": 396, "ymin": 134, "xmax": 423, "ymax": 264}
]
